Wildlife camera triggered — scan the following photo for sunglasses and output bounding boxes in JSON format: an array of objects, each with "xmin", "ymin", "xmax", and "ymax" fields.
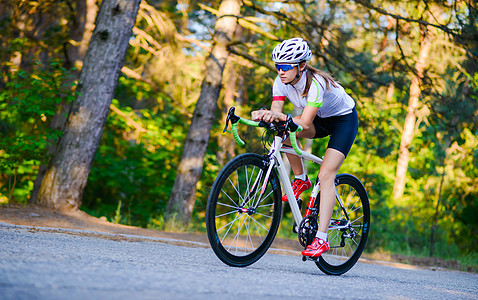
[{"xmin": 275, "ymin": 64, "xmax": 297, "ymax": 72}]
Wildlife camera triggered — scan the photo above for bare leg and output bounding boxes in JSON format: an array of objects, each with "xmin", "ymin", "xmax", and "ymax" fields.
[
  {"xmin": 317, "ymin": 148, "xmax": 345, "ymax": 234},
  {"xmin": 284, "ymin": 128, "xmax": 314, "ymax": 176},
  {"xmin": 285, "ymin": 152, "xmax": 304, "ymax": 176}
]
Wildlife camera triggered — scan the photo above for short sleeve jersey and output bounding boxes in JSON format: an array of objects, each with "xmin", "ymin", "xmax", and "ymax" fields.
[{"xmin": 272, "ymin": 72, "xmax": 355, "ymax": 118}]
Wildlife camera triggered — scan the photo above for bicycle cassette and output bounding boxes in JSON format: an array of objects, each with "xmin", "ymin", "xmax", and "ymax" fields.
[{"xmin": 298, "ymin": 214, "xmax": 318, "ymax": 248}]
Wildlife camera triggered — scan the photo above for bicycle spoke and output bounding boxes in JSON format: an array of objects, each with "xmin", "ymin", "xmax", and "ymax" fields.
[
  {"xmin": 228, "ymin": 215, "xmax": 246, "ymax": 254},
  {"xmin": 246, "ymin": 166, "xmax": 260, "ymax": 194},
  {"xmin": 243, "ymin": 216, "xmax": 250, "ymax": 251},
  {"xmin": 245, "ymin": 217, "xmax": 254, "ymax": 251},
  {"xmin": 242, "ymin": 166, "xmax": 251, "ymax": 203},
  {"xmin": 217, "ymin": 212, "xmax": 240, "ymax": 234},
  {"xmin": 247, "ymin": 169, "xmax": 263, "ymax": 204},
  {"xmin": 224, "ymin": 179, "xmax": 243, "ymax": 207},
  {"xmin": 248, "ymin": 173, "xmax": 267, "ymax": 208},
  {"xmin": 344, "ymin": 187, "xmax": 356, "ymax": 211},
  {"xmin": 219, "ymin": 213, "xmax": 241, "ymax": 243},
  {"xmin": 248, "ymin": 214, "xmax": 271, "ymax": 232},
  {"xmin": 220, "ymin": 188, "xmax": 239, "ymax": 208},
  {"xmin": 252, "ymin": 188, "xmax": 274, "ymax": 209},
  {"xmin": 256, "ymin": 202, "xmax": 274, "ymax": 209},
  {"xmin": 328, "ymin": 230, "xmax": 340, "ymax": 244},
  {"xmin": 242, "ymin": 168, "xmax": 264, "ymax": 206},
  {"xmin": 251, "ymin": 215, "xmax": 264, "ymax": 242},
  {"xmin": 349, "ymin": 204, "xmax": 363, "ymax": 215},
  {"xmin": 215, "ymin": 208, "xmax": 237, "ymax": 219},
  {"xmin": 253, "ymin": 211, "xmax": 273, "ymax": 219},
  {"xmin": 350, "ymin": 214, "xmax": 364, "ymax": 224},
  {"xmin": 216, "ymin": 201, "xmax": 239, "ymax": 210}
]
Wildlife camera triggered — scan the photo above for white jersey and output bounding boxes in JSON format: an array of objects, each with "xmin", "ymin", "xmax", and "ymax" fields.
[{"xmin": 272, "ymin": 72, "xmax": 355, "ymax": 118}]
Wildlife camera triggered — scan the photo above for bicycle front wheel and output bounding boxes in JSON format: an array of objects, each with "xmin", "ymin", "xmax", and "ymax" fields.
[
  {"xmin": 315, "ymin": 173, "xmax": 370, "ymax": 275},
  {"xmin": 206, "ymin": 153, "xmax": 282, "ymax": 267}
]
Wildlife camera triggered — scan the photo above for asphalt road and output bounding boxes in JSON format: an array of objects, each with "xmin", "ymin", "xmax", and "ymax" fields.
[{"xmin": 0, "ymin": 224, "xmax": 476, "ymax": 300}]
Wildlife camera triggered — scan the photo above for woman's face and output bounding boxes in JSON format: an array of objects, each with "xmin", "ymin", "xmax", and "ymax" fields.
[
  {"xmin": 276, "ymin": 64, "xmax": 298, "ymax": 84},
  {"xmin": 276, "ymin": 62, "xmax": 306, "ymax": 84}
]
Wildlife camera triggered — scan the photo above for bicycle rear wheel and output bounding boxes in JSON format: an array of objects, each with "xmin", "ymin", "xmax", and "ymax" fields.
[
  {"xmin": 206, "ymin": 153, "xmax": 282, "ymax": 267},
  {"xmin": 315, "ymin": 173, "xmax": 370, "ymax": 275}
]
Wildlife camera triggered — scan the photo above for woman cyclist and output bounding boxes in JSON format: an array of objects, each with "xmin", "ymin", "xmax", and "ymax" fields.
[{"xmin": 251, "ymin": 38, "xmax": 358, "ymax": 258}]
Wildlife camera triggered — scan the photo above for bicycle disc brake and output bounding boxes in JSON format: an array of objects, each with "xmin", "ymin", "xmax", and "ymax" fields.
[{"xmin": 298, "ymin": 213, "xmax": 318, "ymax": 248}]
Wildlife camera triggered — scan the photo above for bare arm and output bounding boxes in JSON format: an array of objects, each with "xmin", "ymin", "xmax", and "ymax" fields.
[
  {"xmin": 293, "ymin": 105, "xmax": 319, "ymax": 132},
  {"xmin": 251, "ymin": 101, "xmax": 287, "ymax": 122},
  {"xmin": 251, "ymin": 101, "xmax": 319, "ymax": 132}
]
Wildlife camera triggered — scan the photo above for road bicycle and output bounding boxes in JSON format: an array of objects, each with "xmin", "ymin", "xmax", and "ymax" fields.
[{"xmin": 206, "ymin": 107, "xmax": 370, "ymax": 275}]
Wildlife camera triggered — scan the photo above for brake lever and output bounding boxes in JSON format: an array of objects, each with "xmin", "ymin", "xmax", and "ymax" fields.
[
  {"xmin": 286, "ymin": 114, "xmax": 299, "ymax": 132},
  {"xmin": 223, "ymin": 107, "xmax": 241, "ymax": 133},
  {"xmin": 223, "ymin": 113, "xmax": 231, "ymax": 133}
]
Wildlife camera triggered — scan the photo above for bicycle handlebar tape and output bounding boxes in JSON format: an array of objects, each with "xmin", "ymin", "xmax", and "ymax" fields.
[
  {"xmin": 240, "ymin": 118, "xmax": 260, "ymax": 127},
  {"xmin": 231, "ymin": 123, "xmax": 245, "ymax": 146},
  {"xmin": 290, "ymin": 131, "xmax": 303, "ymax": 156},
  {"xmin": 285, "ymin": 114, "xmax": 303, "ymax": 155}
]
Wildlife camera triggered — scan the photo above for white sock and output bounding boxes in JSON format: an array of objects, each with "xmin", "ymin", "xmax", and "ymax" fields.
[
  {"xmin": 316, "ymin": 230, "xmax": 327, "ymax": 241},
  {"xmin": 295, "ymin": 173, "xmax": 307, "ymax": 181}
]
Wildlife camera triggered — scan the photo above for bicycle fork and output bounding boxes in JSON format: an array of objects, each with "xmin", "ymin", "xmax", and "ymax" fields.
[{"xmin": 240, "ymin": 151, "xmax": 277, "ymax": 210}]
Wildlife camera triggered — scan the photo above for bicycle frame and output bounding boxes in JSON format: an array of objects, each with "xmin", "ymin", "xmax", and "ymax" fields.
[
  {"xmin": 266, "ymin": 135, "xmax": 320, "ymax": 226},
  {"xmin": 225, "ymin": 107, "xmax": 350, "ymax": 230},
  {"xmin": 267, "ymin": 135, "xmax": 352, "ymax": 231}
]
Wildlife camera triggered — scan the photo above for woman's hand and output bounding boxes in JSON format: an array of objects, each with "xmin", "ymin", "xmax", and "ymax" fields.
[{"xmin": 251, "ymin": 110, "xmax": 286, "ymax": 123}]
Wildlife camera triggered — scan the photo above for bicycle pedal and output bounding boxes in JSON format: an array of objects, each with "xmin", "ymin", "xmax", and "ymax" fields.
[{"xmin": 302, "ymin": 256, "xmax": 318, "ymax": 262}]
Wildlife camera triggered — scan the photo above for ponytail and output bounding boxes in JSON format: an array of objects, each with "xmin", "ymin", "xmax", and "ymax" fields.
[{"xmin": 301, "ymin": 65, "xmax": 338, "ymax": 98}]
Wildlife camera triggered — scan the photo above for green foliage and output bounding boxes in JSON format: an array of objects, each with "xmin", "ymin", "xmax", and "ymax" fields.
[{"xmin": 0, "ymin": 60, "xmax": 76, "ymax": 202}]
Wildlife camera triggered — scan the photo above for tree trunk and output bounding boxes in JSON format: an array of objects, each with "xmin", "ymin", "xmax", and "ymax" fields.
[
  {"xmin": 30, "ymin": 0, "xmax": 99, "ymax": 204},
  {"xmin": 165, "ymin": 0, "xmax": 242, "ymax": 225},
  {"xmin": 36, "ymin": 0, "xmax": 141, "ymax": 211},
  {"xmin": 393, "ymin": 25, "xmax": 432, "ymax": 200}
]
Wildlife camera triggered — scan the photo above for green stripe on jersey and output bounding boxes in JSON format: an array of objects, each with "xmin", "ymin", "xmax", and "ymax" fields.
[
  {"xmin": 306, "ymin": 79, "xmax": 322, "ymax": 107},
  {"xmin": 306, "ymin": 101, "xmax": 322, "ymax": 107}
]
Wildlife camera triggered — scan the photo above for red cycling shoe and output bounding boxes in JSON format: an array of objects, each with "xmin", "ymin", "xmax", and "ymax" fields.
[
  {"xmin": 282, "ymin": 177, "xmax": 311, "ymax": 202},
  {"xmin": 301, "ymin": 238, "xmax": 330, "ymax": 258}
]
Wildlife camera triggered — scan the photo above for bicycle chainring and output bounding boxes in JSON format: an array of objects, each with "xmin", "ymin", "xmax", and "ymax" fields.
[{"xmin": 298, "ymin": 213, "xmax": 318, "ymax": 248}]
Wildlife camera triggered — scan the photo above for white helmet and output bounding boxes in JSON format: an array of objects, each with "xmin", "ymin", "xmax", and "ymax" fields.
[{"xmin": 272, "ymin": 38, "xmax": 312, "ymax": 64}]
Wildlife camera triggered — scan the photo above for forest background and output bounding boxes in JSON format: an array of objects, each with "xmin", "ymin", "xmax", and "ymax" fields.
[{"xmin": 0, "ymin": 0, "xmax": 477, "ymax": 270}]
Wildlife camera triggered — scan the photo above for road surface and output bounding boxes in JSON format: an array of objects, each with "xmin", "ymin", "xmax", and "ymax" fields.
[{"xmin": 0, "ymin": 224, "xmax": 476, "ymax": 299}]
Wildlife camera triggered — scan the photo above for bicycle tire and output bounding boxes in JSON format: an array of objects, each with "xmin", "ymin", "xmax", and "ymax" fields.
[
  {"xmin": 315, "ymin": 173, "xmax": 370, "ymax": 275},
  {"xmin": 206, "ymin": 153, "xmax": 282, "ymax": 267}
]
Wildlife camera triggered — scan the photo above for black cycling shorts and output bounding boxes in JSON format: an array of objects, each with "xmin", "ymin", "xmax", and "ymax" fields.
[{"xmin": 312, "ymin": 107, "xmax": 358, "ymax": 157}]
